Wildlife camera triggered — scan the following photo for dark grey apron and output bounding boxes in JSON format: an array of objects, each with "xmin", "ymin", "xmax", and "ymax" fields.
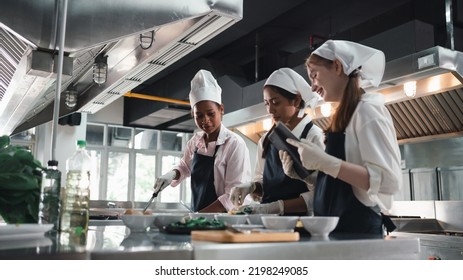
[
  {"xmin": 262, "ymin": 122, "xmax": 313, "ymax": 215},
  {"xmin": 314, "ymin": 131, "xmax": 396, "ymax": 234},
  {"xmin": 190, "ymin": 145, "xmax": 220, "ymax": 212}
]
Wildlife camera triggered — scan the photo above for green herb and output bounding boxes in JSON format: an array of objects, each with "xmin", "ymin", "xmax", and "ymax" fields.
[
  {"xmin": 0, "ymin": 135, "xmax": 44, "ymax": 223},
  {"xmin": 169, "ymin": 217, "xmax": 225, "ymax": 229}
]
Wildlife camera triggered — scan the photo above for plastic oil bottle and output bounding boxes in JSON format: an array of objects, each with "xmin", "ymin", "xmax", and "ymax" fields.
[{"xmin": 59, "ymin": 140, "xmax": 92, "ymax": 248}]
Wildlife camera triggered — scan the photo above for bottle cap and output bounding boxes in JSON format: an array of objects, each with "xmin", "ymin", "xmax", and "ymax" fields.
[
  {"xmin": 48, "ymin": 160, "xmax": 59, "ymax": 167},
  {"xmin": 77, "ymin": 140, "xmax": 87, "ymax": 148}
]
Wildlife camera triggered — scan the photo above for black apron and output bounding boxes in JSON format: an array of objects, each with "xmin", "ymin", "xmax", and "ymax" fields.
[
  {"xmin": 262, "ymin": 122, "xmax": 313, "ymax": 214},
  {"xmin": 313, "ymin": 131, "xmax": 396, "ymax": 235},
  {"xmin": 190, "ymin": 145, "xmax": 220, "ymax": 212}
]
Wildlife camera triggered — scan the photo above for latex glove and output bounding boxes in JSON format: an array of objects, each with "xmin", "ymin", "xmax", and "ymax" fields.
[
  {"xmin": 286, "ymin": 138, "xmax": 342, "ymax": 178},
  {"xmin": 230, "ymin": 182, "xmax": 256, "ymax": 207},
  {"xmin": 278, "ymin": 150, "xmax": 301, "ymax": 180},
  {"xmin": 279, "ymin": 150, "xmax": 317, "ymax": 187},
  {"xmin": 239, "ymin": 200, "xmax": 284, "ymax": 215},
  {"xmin": 153, "ymin": 170, "xmax": 176, "ymax": 193}
]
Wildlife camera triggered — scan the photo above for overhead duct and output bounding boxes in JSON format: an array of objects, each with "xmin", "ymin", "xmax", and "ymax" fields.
[{"xmin": 0, "ymin": 0, "xmax": 243, "ymax": 135}]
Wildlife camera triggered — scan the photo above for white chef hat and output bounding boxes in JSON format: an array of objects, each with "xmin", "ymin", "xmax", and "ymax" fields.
[
  {"xmin": 312, "ymin": 40, "xmax": 385, "ymax": 87},
  {"xmin": 264, "ymin": 68, "xmax": 321, "ymax": 112},
  {"xmin": 189, "ymin": 69, "xmax": 222, "ymax": 107}
]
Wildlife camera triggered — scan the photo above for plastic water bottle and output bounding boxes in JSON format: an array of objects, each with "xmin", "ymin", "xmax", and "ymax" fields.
[
  {"xmin": 60, "ymin": 140, "xmax": 92, "ymax": 238},
  {"xmin": 38, "ymin": 160, "xmax": 61, "ymax": 231}
]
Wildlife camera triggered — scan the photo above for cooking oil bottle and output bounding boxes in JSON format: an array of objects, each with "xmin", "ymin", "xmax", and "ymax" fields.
[
  {"xmin": 59, "ymin": 140, "xmax": 92, "ymax": 245},
  {"xmin": 38, "ymin": 160, "xmax": 62, "ymax": 231}
]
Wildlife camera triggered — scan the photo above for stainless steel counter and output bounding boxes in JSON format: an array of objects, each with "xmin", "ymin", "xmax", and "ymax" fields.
[{"xmin": 0, "ymin": 224, "xmax": 421, "ymax": 260}]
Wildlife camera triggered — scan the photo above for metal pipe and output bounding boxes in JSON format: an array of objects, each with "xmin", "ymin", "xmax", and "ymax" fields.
[
  {"xmin": 445, "ymin": 0, "xmax": 454, "ymax": 50},
  {"xmin": 124, "ymin": 92, "xmax": 190, "ymax": 106},
  {"xmin": 254, "ymin": 32, "xmax": 259, "ymax": 82},
  {"xmin": 51, "ymin": 0, "xmax": 68, "ymax": 161}
]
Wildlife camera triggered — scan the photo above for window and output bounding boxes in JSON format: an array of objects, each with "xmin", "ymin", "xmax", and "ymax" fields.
[
  {"xmin": 134, "ymin": 129, "xmax": 157, "ymax": 150},
  {"xmin": 10, "ymin": 129, "xmax": 35, "ymax": 153},
  {"xmin": 134, "ymin": 153, "xmax": 156, "ymax": 201},
  {"xmin": 86, "ymin": 124, "xmax": 104, "ymax": 146},
  {"xmin": 86, "ymin": 123, "xmax": 191, "ymax": 203},
  {"xmin": 106, "ymin": 151, "xmax": 129, "ymax": 201}
]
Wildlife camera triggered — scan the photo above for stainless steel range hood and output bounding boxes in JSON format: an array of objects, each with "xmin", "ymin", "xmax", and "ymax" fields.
[
  {"xmin": 225, "ymin": 46, "xmax": 463, "ymax": 144},
  {"xmin": 359, "ymin": 46, "xmax": 463, "ymax": 144},
  {"xmin": 0, "ymin": 0, "xmax": 243, "ymax": 136}
]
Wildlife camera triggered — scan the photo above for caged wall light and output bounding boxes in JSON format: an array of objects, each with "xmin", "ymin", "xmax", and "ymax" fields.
[
  {"xmin": 64, "ymin": 85, "xmax": 78, "ymax": 109},
  {"xmin": 93, "ymin": 54, "xmax": 108, "ymax": 85}
]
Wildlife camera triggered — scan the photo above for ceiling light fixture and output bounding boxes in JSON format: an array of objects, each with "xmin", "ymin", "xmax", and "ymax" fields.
[
  {"xmin": 262, "ymin": 118, "xmax": 273, "ymax": 131},
  {"xmin": 403, "ymin": 81, "xmax": 417, "ymax": 98},
  {"xmin": 93, "ymin": 54, "xmax": 108, "ymax": 85},
  {"xmin": 64, "ymin": 85, "xmax": 78, "ymax": 109},
  {"xmin": 321, "ymin": 103, "xmax": 332, "ymax": 117}
]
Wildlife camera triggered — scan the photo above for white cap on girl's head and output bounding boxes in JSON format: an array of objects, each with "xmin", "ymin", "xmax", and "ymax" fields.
[
  {"xmin": 189, "ymin": 69, "xmax": 222, "ymax": 107},
  {"xmin": 264, "ymin": 67, "xmax": 321, "ymax": 110},
  {"xmin": 312, "ymin": 40, "xmax": 385, "ymax": 87}
]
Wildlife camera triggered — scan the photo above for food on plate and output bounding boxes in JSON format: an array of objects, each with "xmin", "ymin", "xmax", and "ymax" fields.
[
  {"xmin": 123, "ymin": 209, "xmax": 153, "ymax": 215},
  {"xmin": 143, "ymin": 209, "xmax": 153, "ymax": 215},
  {"xmin": 228, "ymin": 206, "xmax": 252, "ymax": 215},
  {"xmin": 168, "ymin": 217, "xmax": 225, "ymax": 230}
]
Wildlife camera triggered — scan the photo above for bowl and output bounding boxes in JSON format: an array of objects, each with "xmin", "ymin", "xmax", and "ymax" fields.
[
  {"xmin": 299, "ymin": 216, "xmax": 339, "ymax": 237},
  {"xmin": 214, "ymin": 214, "xmax": 248, "ymax": 225},
  {"xmin": 261, "ymin": 216, "xmax": 299, "ymax": 230},
  {"xmin": 188, "ymin": 212, "xmax": 220, "ymax": 220},
  {"xmin": 121, "ymin": 214, "xmax": 157, "ymax": 232},
  {"xmin": 153, "ymin": 213, "xmax": 189, "ymax": 230},
  {"xmin": 246, "ymin": 214, "xmax": 278, "ymax": 225}
]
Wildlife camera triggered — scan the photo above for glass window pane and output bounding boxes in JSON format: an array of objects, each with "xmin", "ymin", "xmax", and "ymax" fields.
[
  {"xmin": 108, "ymin": 126, "xmax": 132, "ymax": 148},
  {"xmin": 161, "ymin": 131, "xmax": 182, "ymax": 151},
  {"xmin": 88, "ymin": 149, "xmax": 101, "ymax": 200},
  {"xmin": 107, "ymin": 151, "xmax": 129, "ymax": 201},
  {"xmin": 160, "ymin": 155, "xmax": 181, "ymax": 202},
  {"xmin": 134, "ymin": 129, "xmax": 158, "ymax": 150},
  {"xmin": 134, "ymin": 153, "xmax": 156, "ymax": 201},
  {"xmin": 11, "ymin": 129, "xmax": 35, "ymax": 141},
  {"xmin": 86, "ymin": 124, "xmax": 104, "ymax": 146}
]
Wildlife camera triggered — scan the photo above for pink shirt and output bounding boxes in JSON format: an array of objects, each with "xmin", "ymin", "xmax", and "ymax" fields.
[{"xmin": 171, "ymin": 124, "xmax": 252, "ymax": 211}]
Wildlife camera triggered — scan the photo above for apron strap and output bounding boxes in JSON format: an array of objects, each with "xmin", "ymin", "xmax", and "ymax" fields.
[
  {"xmin": 381, "ymin": 213, "xmax": 397, "ymax": 234},
  {"xmin": 371, "ymin": 205, "xmax": 397, "ymax": 234}
]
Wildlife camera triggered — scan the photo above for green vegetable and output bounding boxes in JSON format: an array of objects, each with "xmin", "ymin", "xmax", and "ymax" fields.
[
  {"xmin": 169, "ymin": 217, "xmax": 225, "ymax": 229},
  {"xmin": 0, "ymin": 135, "xmax": 43, "ymax": 223}
]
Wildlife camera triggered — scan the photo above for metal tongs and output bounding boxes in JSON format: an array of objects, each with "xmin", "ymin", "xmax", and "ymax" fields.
[{"xmin": 142, "ymin": 189, "xmax": 160, "ymax": 213}]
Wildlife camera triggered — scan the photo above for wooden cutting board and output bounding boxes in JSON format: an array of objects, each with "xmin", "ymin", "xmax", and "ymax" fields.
[{"xmin": 191, "ymin": 230, "xmax": 300, "ymax": 243}]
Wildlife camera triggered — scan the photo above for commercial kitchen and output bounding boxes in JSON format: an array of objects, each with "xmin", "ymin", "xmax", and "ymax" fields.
[{"xmin": 1, "ymin": 0, "xmax": 463, "ymax": 260}]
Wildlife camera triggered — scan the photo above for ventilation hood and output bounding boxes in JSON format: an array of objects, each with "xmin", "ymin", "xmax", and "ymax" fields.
[
  {"xmin": 0, "ymin": 0, "xmax": 243, "ymax": 136},
  {"xmin": 225, "ymin": 46, "xmax": 463, "ymax": 144}
]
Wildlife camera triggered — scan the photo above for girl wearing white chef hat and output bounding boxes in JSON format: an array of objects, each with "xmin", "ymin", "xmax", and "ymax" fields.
[
  {"xmin": 230, "ymin": 67, "xmax": 325, "ymax": 216},
  {"xmin": 282, "ymin": 40, "xmax": 401, "ymax": 235},
  {"xmin": 153, "ymin": 69, "xmax": 252, "ymax": 212}
]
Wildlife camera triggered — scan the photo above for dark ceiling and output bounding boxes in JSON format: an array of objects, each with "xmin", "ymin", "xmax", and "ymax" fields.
[{"xmin": 123, "ymin": 0, "xmax": 460, "ymax": 132}]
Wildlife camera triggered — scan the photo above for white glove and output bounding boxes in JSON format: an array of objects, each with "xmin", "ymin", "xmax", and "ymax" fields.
[
  {"xmin": 230, "ymin": 182, "xmax": 256, "ymax": 207},
  {"xmin": 239, "ymin": 200, "xmax": 284, "ymax": 215},
  {"xmin": 279, "ymin": 150, "xmax": 301, "ymax": 180},
  {"xmin": 279, "ymin": 150, "xmax": 318, "ymax": 186},
  {"xmin": 286, "ymin": 138, "xmax": 342, "ymax": 178},
  {"xmin": 153, "ymin": 170, "xmax": 176, "ymax": 193}
]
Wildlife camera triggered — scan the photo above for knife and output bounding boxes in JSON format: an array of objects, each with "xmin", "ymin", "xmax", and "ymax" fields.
[{"xmin": 143, "ymin": 190, "xmax": 160, "ymax": 213}]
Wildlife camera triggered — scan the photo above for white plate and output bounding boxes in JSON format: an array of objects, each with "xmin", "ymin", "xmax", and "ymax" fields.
[{"xmin": 0, "ymin": 224, "xmax": 53, "ymax": 241}]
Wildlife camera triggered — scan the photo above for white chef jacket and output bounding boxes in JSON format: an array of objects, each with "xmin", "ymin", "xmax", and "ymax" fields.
[
  {"xmin": 171, "ymin": 124, "xmax": 252, "ymax": 211},
  {"xmin": 253, "ymin": 114, "xmax": 325, "ymax": 210},
  {"xmin": 345, "ymin": 93, "xmax": 402, "ymax": 213}
]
